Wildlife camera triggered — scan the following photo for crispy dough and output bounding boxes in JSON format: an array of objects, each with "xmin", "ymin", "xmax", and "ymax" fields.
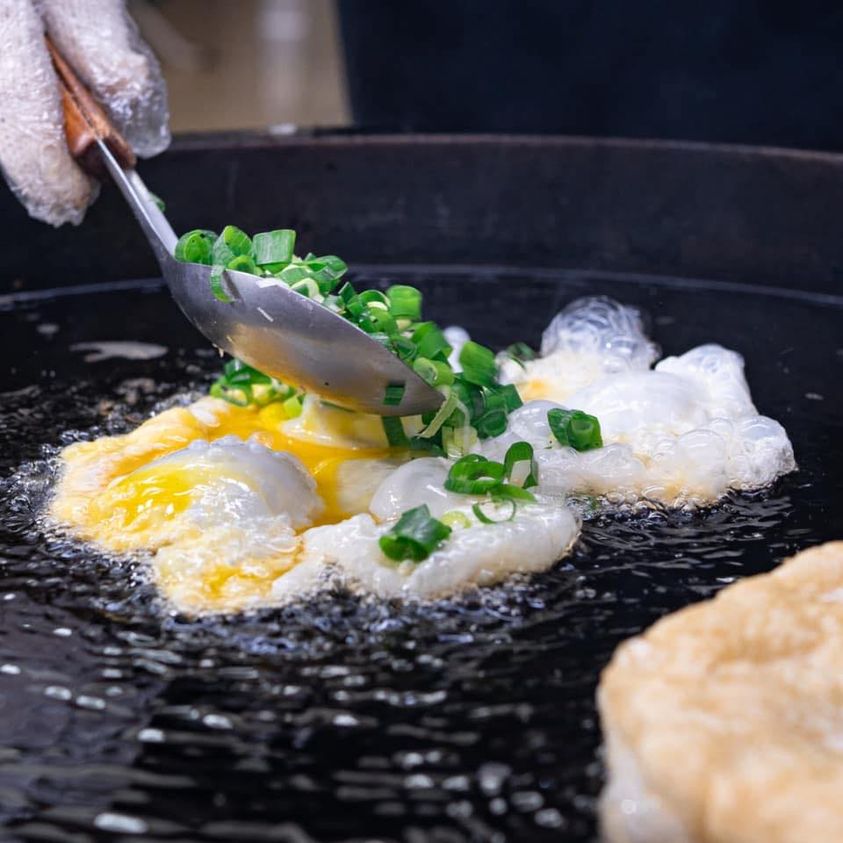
[{"xmin": 599, "ymin": 541, "xmax": 843, "ymax": 843}]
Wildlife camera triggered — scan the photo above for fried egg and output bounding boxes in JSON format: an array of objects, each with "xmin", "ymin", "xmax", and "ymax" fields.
[
  {"xmin": 49, "ymin": 295, "xmax": 794, "ymax": 613},
  {"xmin": 599, "ymin": 542, "xmax": 843, "ymax": 843}
]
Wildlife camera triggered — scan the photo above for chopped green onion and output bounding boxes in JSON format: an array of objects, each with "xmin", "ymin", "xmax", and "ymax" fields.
[
  {"xmin": 250, "ymin": 385, "xmax": 286, "ymax": 406},
  {"xmin": 260, "ymin": 262, "xmax": 289, "ymax": 274},
  {"xmin": 503, "ymin": 441, "xmax": 537, "ymax": 488},
  {"xmin": 371, "ymin": 333, "xmax": 396, "ymax": 350},
  {"xmin": 210, "ymin": 380, "xmax": 250, "ymax": 406},
  {"xmin": 392, "ymin": 336, "xmax": 418, "ymax": 361},
  {"xmin": 345, "ymin": 299, "xmax": 366, "ymax": 321},
  {"xmin": 149, "ymin": 191, "xmax": 166, "ymax": 212},
  {"xmin": 444, "ymin": 455, "xmax": 507, "ymax": 494},
  {"xmin": 440, "ymin": 510, "xmax": 472, "ymax": 529},
  {"xmin": 442, "ymin": 425, "xmax": 478, "ymax": 458},
  {"xmin": 383, "ymin": 383, "xmax": 406, "ymax": 407},
  {"xmin": 381, "ymin": 416, "xmax": 409, "ymax": 447},
  {"xmin": 459, "ymin": 341, "xmax": 497, "ymax": 387},
  {"xmin": 492, "ymin": 483, "xmax": 536, "ymax": 502},
  {"xmin": 227, "ymin": 254, "xmax": 259, "ymax": 275},
  {"xmin": 224, "ymin": 358, "xmax": 268, "ymax": 384},
  {"xmin": 387, "ymin": 285, "xmax": 422, "ymax": 320},
  {"xmin": 441, "ymin": 443, "xmax": 537, "ymax": 509},
  {"xmin": 282, "ymin": 394, "xmax": 303, "ymax": 418},
  {"xmin": 323, "ymin": 256, "xmax": 349, "ymax": 277},
  {"xmin": 498, "ymin": 384, "xmax": 523, "ymax": 412},
  {"xmin": 335, "ymin": 282, "xmax": 362, "ymax": 316},
  {"xmin": 208, "ymin": 357, "xmax": 300, "ymax": 409},
  {"xmin": 212, "ymin": 225, "xmax": 252, "ymax": 267},
  {"xmin": 337, "ymin": 281, "xmax": 357, "ymax": 302},
  {"xmin": 304, "ymin": 255, "xmax": 347, "ymax": 284},
  {"xmin": 474, "ymin": 409, "xmax": 508, "ymax": 438},
  {"xmin": 211, "ymin": 240, "xmax": 233, "ymax": 267},
  {"xmin": 209, "ymin": 264, "xmax": 233, "ymax": 303},
  {"xmin": 413, "ymin": 357, "xmax": 455, "ymax": 387},
  {"xmin": 184, "ymin": 224, "xmax": 530, "ymax": 449},
  {"xmin": 358, "ymin": 290, "xmax": 390, "ymax": 308},
  {"xmin": 418, "ymin": 388, "xmax": 458, "ymax": 439},
  {"xmin": 413, "ymin": 322, "xmax": 452, "ymax": 361},
  {"xmin": 450, "ymin": 380, "xmax": 484, "ymax": 422},
  {"xmin": 253, "ymin": 229, "xmax": 295, "ymax": 266},
  {"xmin": 472, "ymin": 499, "xmax": 517, "ymax": 524},
  {"xmin": 547, "ymin": 408, "xmax": 603, "ymax": 451},
  {"xmin": 378, "ymin": 504, "xmax": 452, "ymax": 562},
  {"xmin": 360, "ymin": 307, "xmax": 397, "ymax": 335},
  {"xmin": 221, "ymin": 224, "xmax": 252, "ymax": 257},
  {"xmin": 174, "ymin": 229, "xmax": 215, "ymax": 264},
  {"xmin": 279, "ymin": 265, "xmax": 310, "ymax": 284},
  {"xmin": 290, "ymin": 278, "xmax": 321, "ymax": 299}
]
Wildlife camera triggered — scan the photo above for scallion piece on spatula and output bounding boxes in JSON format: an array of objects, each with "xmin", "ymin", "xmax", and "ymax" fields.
[
  {"xmin": 253, "ymin": 229, "xmax": 296, "ymax": 267},
  {"xmin": 174, "ymin": 229, "xmax": 215, "ymax": 264}
]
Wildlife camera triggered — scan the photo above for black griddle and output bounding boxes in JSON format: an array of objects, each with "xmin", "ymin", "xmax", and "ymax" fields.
[{"xmin": 0, "ymin": 135, "xmax": 842, "ymax": 843}]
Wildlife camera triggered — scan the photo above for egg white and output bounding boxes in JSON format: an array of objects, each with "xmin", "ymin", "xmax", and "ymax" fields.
[
  {"xmin": 369, "ymin": 457, "xmax": 467, "ymax": 519},
  {"xmin": 272, "ymin": 504, "xmax": 580, "ymax": 601},
  {"xmin": 487, "ymin": 339, "xmax": 794, "ymax": 506}
]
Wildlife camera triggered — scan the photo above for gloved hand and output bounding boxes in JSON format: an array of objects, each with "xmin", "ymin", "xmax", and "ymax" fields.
[{"xmin": 0, "ymin": 0, "xmax": 169, "ymax": 227}]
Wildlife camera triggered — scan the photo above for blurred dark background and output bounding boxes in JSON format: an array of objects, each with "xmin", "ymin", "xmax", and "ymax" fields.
[
  {"xmin": 339, "ymin": 0, "xmax": 843, "ymax": 149},
  {"xmin": 139, "ymin": 0, "xmax": 843, "ymax": 151}
]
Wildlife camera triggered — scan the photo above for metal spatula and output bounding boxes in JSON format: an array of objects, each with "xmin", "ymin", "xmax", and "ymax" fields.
[{"xmin": 48, "ymin": 39, "xmax": 443, "ymax": 416}]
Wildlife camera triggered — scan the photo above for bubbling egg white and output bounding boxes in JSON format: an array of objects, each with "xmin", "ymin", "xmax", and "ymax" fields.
[
  {"xmin": 489, "ymin": 311, "xmax": 795, "ymax": 506},
  {"xmin": 499, "ymin": 296, "xmax": 660, "ymax": 402}
]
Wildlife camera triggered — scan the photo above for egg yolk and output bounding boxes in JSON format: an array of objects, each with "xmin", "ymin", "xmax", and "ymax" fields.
[
  {"xmin": 90, "ymin": 463, "xmax": 246, "ymax": 534},
  {"xmin": 214, "ymin": 401, "xmax": 395, "ymax": 525},
  {"xmin": 518, "ymin": 378, "xmax": 552, "ymax": 402}
]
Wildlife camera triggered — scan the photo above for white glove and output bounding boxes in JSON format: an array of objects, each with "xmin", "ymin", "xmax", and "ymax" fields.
[{"xmin": 0, "ymin": 0, "xmax": 170, "ymax": 227}]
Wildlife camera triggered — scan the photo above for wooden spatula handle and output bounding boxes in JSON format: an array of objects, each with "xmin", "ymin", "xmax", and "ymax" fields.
[{"xmin": 45, "ymin": 35, "xmax": 136, "ymax": 176}]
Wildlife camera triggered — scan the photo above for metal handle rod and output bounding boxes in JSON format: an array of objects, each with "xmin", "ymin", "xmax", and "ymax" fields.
[{"xmin": 96, "ymin": 139, "xmax": 178, "ymax": 261}]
